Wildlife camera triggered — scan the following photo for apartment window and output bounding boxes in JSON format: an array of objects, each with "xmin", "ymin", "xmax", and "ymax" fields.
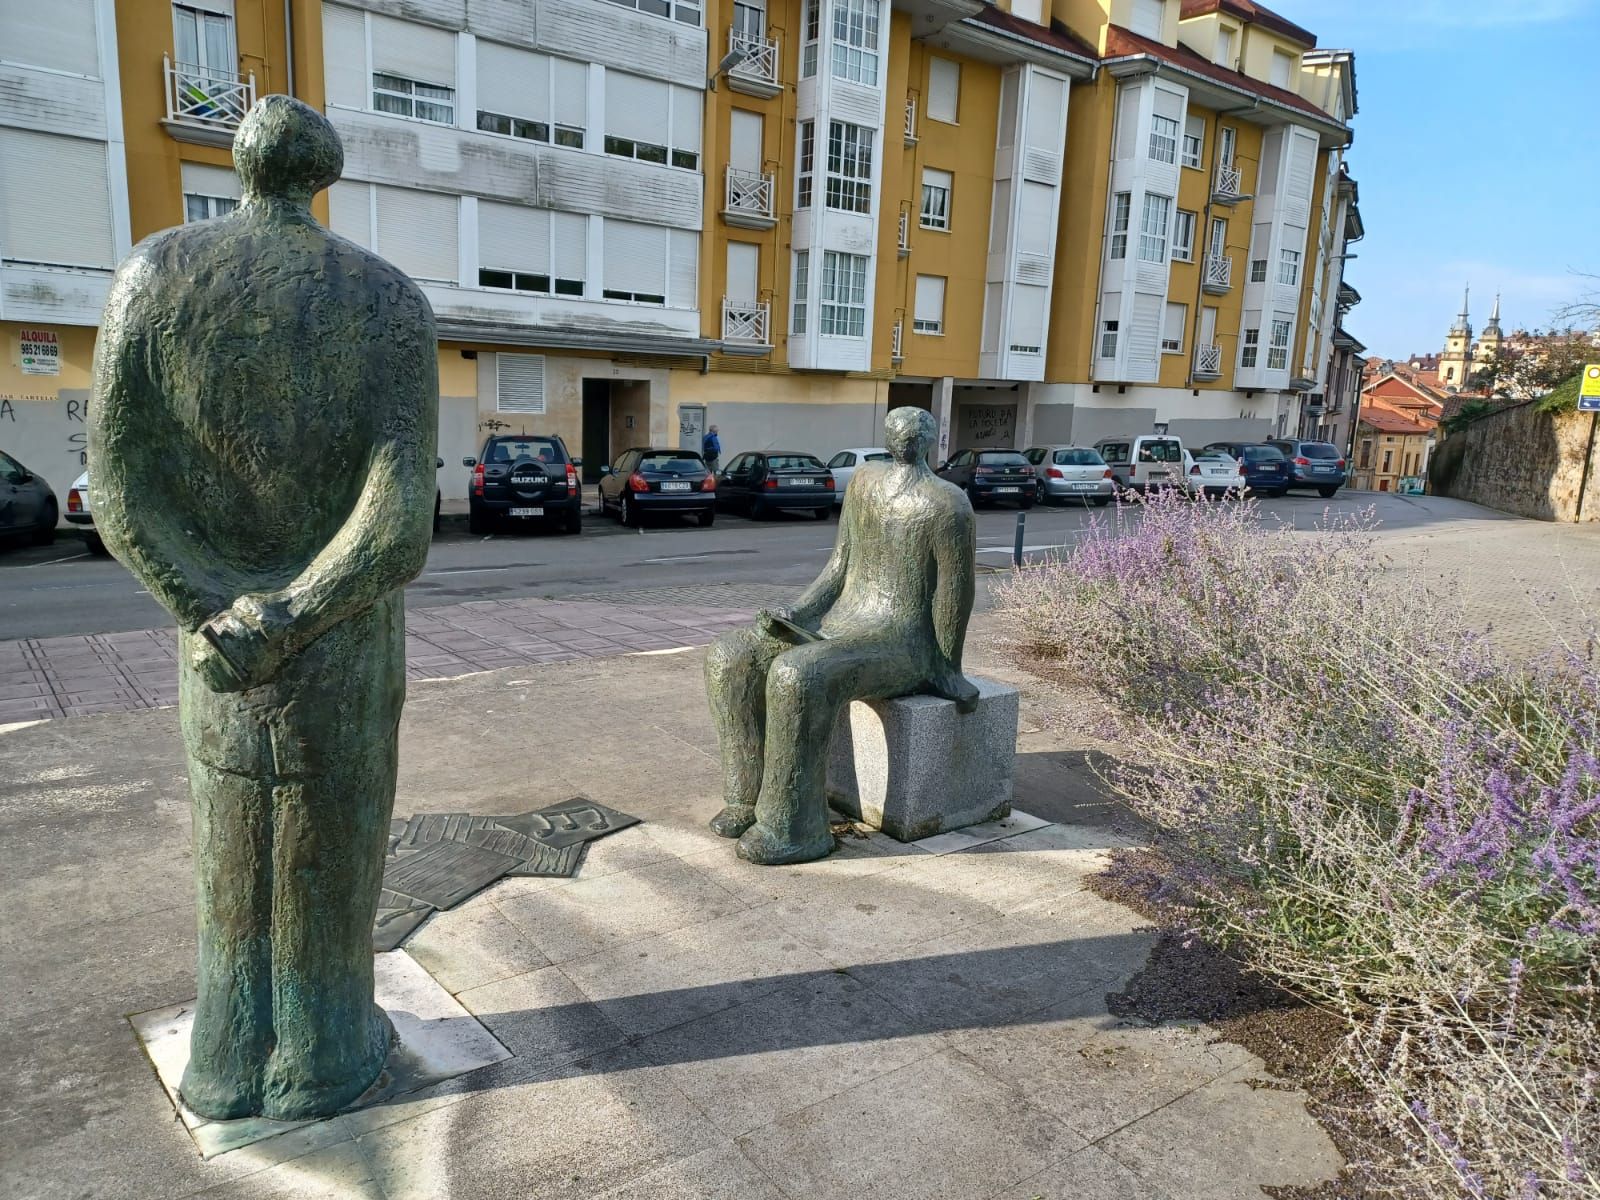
[
  {"xmin": 1270, "ymin": 49, "xmax": 1295, "ymax": 89},
  {"xmin": 184, "ymin": 194, "xmax": 237, "ymax": 222},
  {"xmin": 797, "ymin": 121, "xmax": 815, "ymax": 207},
  {"xmin": 913, "ymin": 274, "xmax": 945, "ymax": 334},
  {"xmin": 1161, "ymin": 301, "xmax": 1186, "ymax": 353},
  {"xmin": 1208, "ymin": 217, "xmax": 1228, "ymax": 260},
  {"xmin": 1250, "ymin": 257, "xmax": 1268, "ymax": 283},
  {"xmin": 1240, "ymin": 326, "xmax": 1259, "ymax": 368},
  {"xmin": 477, "ymin": 44, "xmax": 586, "ymax": 151},
  {"xmin": 820, "ymin": 252, "xmax": 868, "ymax": 336},
  {"xmin": 1100, "ymin": 320, "xmax": 1119, "ymax": 358},
  {"xmin": 479, "ymin": 111, "xmax": 583, "ymax": 148},
  {"xmin": 1181, "ymin": 117, "xmax": 1203, "ymax": 169},
  {"xmin": 927, "ymin": 57, "xmax": 960, "ymax": 123},
  {"xmin": 801, "ymin": 0, "xmax": 820, "ymax": 77},
  {"xmin": 1171, "ymin": 209, "xmax": 1195, "ymax": 262},
  {"xmin": 372, "ymin": 73, "xmax": 454, "ymax": 123},
  {"xmin": 1277, "ymin": 248, "xmax": 1300, "ymax": 286},
  {"xmin": 600, "ymin": 0, "xmax": 702, "ymax": 26},
  {"xmin": 174, "ymin": 3, "xmax": 235, "ymax": 75},
  {"xmin": 1267, "ymin": 318, "xmax": 1291, "ymax": 369},
  {"xmin": 1148, "ymin": 114, "xmax": 1178, "ymax": 164},
  {"xmin": 920, "ymin": 167, "xmax": 951, "ymax": 230},
  {"xmin": 1216, "ymin": 25, "xmax": 1235, "ymax": 68},
  {"xmin": 825, "ymin": 121, "xmax": 873, "ymax": 213},
  {"xmin": 792, "ymin": 250, "xmax": 809, "ymax": 333},
  {"xmin": 604, "ymin": 74, "xmax": 700, "ymax": 170},
  {"xmin": 831, "ymin": 0, "xmax": 880, "ymax": 85},
  {"xmin": 1381, "ymin": 448, "xmax": 1393, "ymax": 474},
  {"xmin": 1109, "ymin": 192, "xmax": 1131, "ymax": 259},
  {"xmin": 1130, "ymin": 0, "xmax": 1164, "ymax": 39},
  {"xmin": 1357, "ymin": 439, "xmax": 1372, "ymax": 469},
  {"xmin": 479, "ymin": 268, "xmax": 584, "ymax": 296},
  {"xmin": 479, "ymin": 203, "xmax": 587, "ymax": 298},
  {"xmin": 180, "ymin": 162, "xmax": 240, "ymax": 224},
  {"xmin": 1137, "ymin": 193, "xmax": 1171, "ymax": 263},
  {"xmin": 604, "ymin": 134, "xmax": 697, "ymax": 170}
]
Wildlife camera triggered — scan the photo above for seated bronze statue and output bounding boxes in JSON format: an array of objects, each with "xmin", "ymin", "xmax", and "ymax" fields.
[{"xmin": 705, "ymin": 406, "xmax": 978, "ymax": 865}]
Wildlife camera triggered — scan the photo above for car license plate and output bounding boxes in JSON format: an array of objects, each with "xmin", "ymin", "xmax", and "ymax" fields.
[
  {"xmin": 660, "ymin": 481, "xmax": 691, "ymax": 491},
  {"xmin": 1071, "ymin": 482, "xmax": 1095, "ymax": 491},
  {"xmin": 995, "ymin": 486, "xmax": 1019, "ymax": 494},
  {"xmin": 509, "ymin": 507, "xmax": 543, "ymax": 517},
  {"xmin": 780, "ymin": 478, "xmax": 811, "ymax": 487},
  {"xmin": 1148, "ymin": 470, "xmax": 1169, "ymax": 479}
]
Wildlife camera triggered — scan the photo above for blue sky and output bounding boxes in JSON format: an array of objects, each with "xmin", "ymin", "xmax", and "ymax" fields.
[{"xmin": 1268, "ymin": 0, "xmax": 1600, "ymax": 360}]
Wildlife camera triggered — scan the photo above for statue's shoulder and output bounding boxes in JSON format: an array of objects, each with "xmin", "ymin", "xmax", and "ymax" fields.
[{"xmin": 320, "ymin": 224, "xmax": 436, "ymax": 324}]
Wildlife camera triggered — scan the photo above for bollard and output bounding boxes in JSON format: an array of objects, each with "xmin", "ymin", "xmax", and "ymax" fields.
[{"xmin": 1013, "ymin": 509, "xmax": 1026, "ymax": 567}]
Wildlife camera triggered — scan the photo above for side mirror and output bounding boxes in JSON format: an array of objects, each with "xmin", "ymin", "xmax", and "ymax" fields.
[
  {"xmin": 18, "ymin": 471, "xmax": 33, "ymax": 483},
  {"xmin": 572, "ymin": 456, "xmax": 584, "ymax": 467},
  {"xmin": 436, "ymin": 456, "xmax": 444, "ymax": 469},
  {"xmin": 462, "ymin": 456, "xmax": 476, "ymax": 467},
  {"xmin": 599, "ymin": 465, "xmax": 613, "ymax": 476}
]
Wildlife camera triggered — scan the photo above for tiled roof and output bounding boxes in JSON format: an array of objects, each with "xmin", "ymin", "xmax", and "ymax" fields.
[
  {"xmin": 1359, "ymin": 401, "xmax": 1433, "ymax": 436},
  {"xmin": 964, "ymin": 4, "xmax": 1099, "ymax": 59},
  {"xmin": 1101, "ymin": 25, "xmax": 1338, "ymax": 125},
  {"xmin": 1178, "ymin": 0, "xmax": 1316, "ymax": 48}
]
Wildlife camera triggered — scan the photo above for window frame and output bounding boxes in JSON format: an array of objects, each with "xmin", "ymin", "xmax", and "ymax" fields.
[
  {"xmin": 1267, "ymin": 318, "xmax": 1291, "ymax": 369},
  {"xmin": 1277, "ymin": 248, "xmax": 1300, "ymax": 286},
  {"xmin": 1148, "ymin": 114, "xmax": 1179, "ymax": 164},
  {"xmin": 819, "ymin": 250, "xmax": 868, "ymax": 338},
  {"xmin": 1250, "ymin": 257, "xmax": 1268, "ymax": 283},
  {"xmin": 1180, "ymin": 118, "xmax": 1203, "ymax": 169},
  {"xmin": 830, "ymin": 0, "xmax": 880, "ymax": 85},
  {"xmin": 919, "ymin": 167, "xmax": 951, "ymax": 231},
  {"xmin": 1160, "ymin": 301, "xmax": 1186, "ymax": 354},
  {"xmin": 1109, "ymin": 191, "xmax": 1131, "ymax": 260},
  {"xmin": 796, "ymin": 120, "xmax": 815, "ymax": 208},
  {"xmin": 599, "ymin": 0, "xmax": 702, "ymax": 26},
  {"xmin": 1240, "ymin": 326, "xmax": 1260, "ymax": 368},
  {"xmin": 801, "ymin": 0, "xmax": 820, "ymax": 77},
  {"xmin": 791, "ymin": 249, "xmax": 809, "ymax": 334},
  {"xmin": 1100, "ymin": 319, "xmax": 1119, "ymax": 358},
  {"xmin": 183, "ymin": 193, "xmax": 237, "ymax": 223},
  {"xmin": 824, "ymin": 120, "xmax": 873, "ymax": 214},
  {"xmin": 912, "ymin": 273, "xmax": 945, "ymax": 335},
  {"xmin": 371, "ymin": 72, "xmax": 455, "ymax": 125},
  {"xmin": 1171, "ymin": 209, "xmax": 1195, "ymax": 262},
  {"xmin": 1137, "ymin": 193, "xmax": 1171, "ymax": 263}
]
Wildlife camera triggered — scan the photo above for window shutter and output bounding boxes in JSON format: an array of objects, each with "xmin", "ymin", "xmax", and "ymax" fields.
[
  {"xmin": 478, "ymin": 201, "xmax": 551, "ymax": 274},
  {"xmin": 1022, "ymin": 74, "xmax": 1064, "ymax": 151},
  {"xmin": 670, "ymin": 230, "xmax": 699, "ymax": 307},
  {"xmin": 496, "ymin": 353, "xmax": 546, "ymax": 414},
  {"xmin": 730, "ymin": 110, "xmax": 763, "ymax": 171},
  {"xmin": 0, "ymin": 129, "xmax": 114, "ymax": 268},
  {"xmin": 603, "ymin": 219, "xmax": 667, "ymax": 295},
  {"xmin": 1162, "ymin": 301, "xmax": 1186, "ymax": 346},
  {"xmin": 913, "ymin": 274, "xmax": 944, "ymax": 325},
  {"xmin": 322, "ymin": 4, "xmax": 366, "ymax": 107},
  {"xmin": 1130, "ymin": 0, "xmax": 1164, "ymax": 40},
  {"xmin": 477, "ymin": 41, "xmax": 548, "ymax": 119},
  {"xmin": 1, "ymin": 0, "xmax": 100, "ymax": 75},
  {"xmin": 1017, "ymin": 181, "xmax": 1054, "ymax": 257},
  {"xmin": 1113, "ymin": 84, "xmax": 1141, "ymax": 158},
  {"xmin": 328, "ymin": 180, "xmax": 373, "ymax": 247},
  {"xmin": 1153, "ymin": 85, "xmax": 1184, "ymax": 123},
  {"xmin": 670, "ymin": 86, "xmax": 701, "ymax": 153},
  {"xmin": 605, "ymin": 72, "xmax": 669, "ymax": 145},
  {"xmin": 1286, "ymin": 131, "xmax": 1317, "ymax": 202},
  {"xmin": 180, "ymin": 161, "xmax": 241, "ymax": 200},
  {"xmin": 375, "ymin": 186, "xmax": 458, "ymax": 282},
  {"xmin": 1127, "ymin": 292, "xmax": 1163, "ymax": 374},
  {"xmin": 370, "ymin": 13, "xmax": 455, "ymax": 87},
  {"xmin": 1009, "ymin": 285, "xmax": 1045, "ymax": 348},
  {"xmin": 552, "ymin": 58, "xmax": 587, "ymax": 129},
  {"xmin": 927, "ymin": 58, "xmax": 959, "ymax": 122},
  {"xmin": 553, "ymin": 212, "xmax": 587, "ymax": 282},
  {"xmin": 1009, "ymin": 0, "xmax": 1041, "ymax": 22}
]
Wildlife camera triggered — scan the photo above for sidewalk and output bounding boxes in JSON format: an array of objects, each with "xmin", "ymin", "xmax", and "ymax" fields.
[{"xmin": 0, "ymin": 639, "xmax": 1340, "ymax": 1200}]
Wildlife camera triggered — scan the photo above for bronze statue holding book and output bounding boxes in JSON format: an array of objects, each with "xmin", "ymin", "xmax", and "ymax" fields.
[{"xmin": 704, "ymin": 406, "xmax": 979, "ymax": 865}]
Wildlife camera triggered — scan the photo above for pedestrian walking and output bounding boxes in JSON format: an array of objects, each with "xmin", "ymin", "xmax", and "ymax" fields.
[{"xmin": 702, "ymin": 424, "xmax": 722, "ymax": 473}]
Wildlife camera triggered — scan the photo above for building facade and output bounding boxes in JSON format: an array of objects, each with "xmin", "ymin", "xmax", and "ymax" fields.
[{"xmin": 2, "ymin": 0, "xmax": 1364, "ymax": 504}]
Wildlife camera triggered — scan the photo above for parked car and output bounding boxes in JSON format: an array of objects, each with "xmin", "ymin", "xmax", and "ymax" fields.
[
  {"xmin": 1182, "ymin": 448, "xmax": 1245, "ymax": 497},
  {"xmin": 63, "ymin": 470, "xmax": 110, "ymax": 554},
  {"xmin": 716, "ymin": 451, "xmax": 835, "ymax": 519},
  {"xmin": 1202, "ymin": 441, "xmax": 1290, "ymax": 497},
  {"xmin": 463, "ymin": 435, "xmax": 582, "ymax": 535},
  {"xmin": 1267, "ymin": 438, "xmax": 1348, "ymax": 498},
  {"xmin": 1023, "ymin": 445, "xmax": 1114, "ymax": 506},
  {"xmin": 599, "ymin": 448, "xmax": 717, "ymax": 527},
  {"xmin": 1093, "ymin": 434, "xmax": 1186, "ymax": 494},
  {"xmin": 1, "ymin": 450, "xmax": 57, "ymax": 548},
  {"xmin": 825, "ymin": 447, "xmax": 891, "ymax": 507},
  {"xmin": 936, "ymin": 448, "xmax": 1035, "ymax": 509}
]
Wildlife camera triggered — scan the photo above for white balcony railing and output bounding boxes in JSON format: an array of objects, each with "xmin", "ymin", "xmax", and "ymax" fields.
[
  {"xmin": 728, "ymin": 30, "xmax": 780, "ymax": 89},
  {"xmin": 1193, "ymin": 342, "xmax": 1222, "ymax": 378},
  {"xmin": 1213, "ymin": 162, "xmax": 1242, "ymax": 200},
  {"xmin": 897, "ymin": 206, "xmax": 911, "ymax": 255},
  {"xmin": 904, "ymin": 95, "xmax": 918, "ymax": 145},
  {"xmin": 891, "ymin": 318, "xmax": 904, "ymax": 361},
  {"xmin": 164, "ymin": 54, "xmax": 256, "ymax": 130},
  {"xmin": 722, "ymin": 297, "xmax": 770, "ymax": 345},
  {"xmin": 724, "ymin": 167, "xmax": 774, "ymax": 219},
  {"xmin": 1202, "ymin": 253, "xmax": 1232, "ymax": 292}
]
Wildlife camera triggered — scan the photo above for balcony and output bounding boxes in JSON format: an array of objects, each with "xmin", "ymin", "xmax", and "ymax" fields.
[
  {"xmin": 722, "ymin": 296, "xmax": 770, "ymax": 353},
  {"xmin": 1193, "ymin": 342, "xmax": 1222, "ymax": 380},
  {"xmin": 722, "ymin": 167, "xmax": 776, "ymax": 230},
  {"xmin": 163, "ymin": 54, "xmax": 256, "ymax": 147},
  {"xmin": 904, "ymin": 96, "xmax": 918, "ymax": 147},
  {"xmin": 726, "ymin": 30, "xmax": 781, "ymax": 98},
  {"xmin": 1212, "ymin": 163, "xmax": 1243, "ymax": 205},
  {"xmin": 897, "ymin": 204, "xmax": 911, "ymax": 258},
  {"xmin": 1202, "ymin": 253, "xmax": 1232, "ymax": 294},
  {"xmin": 891, "ymin": 318, "xmax": 904, "ymax": 363}
]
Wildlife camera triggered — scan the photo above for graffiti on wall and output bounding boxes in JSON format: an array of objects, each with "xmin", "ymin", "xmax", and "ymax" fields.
[
  {"xmin": 957, "ymin": 403, "xmax": 1016, "ymax": 448},
  {"xmin": 0, "ymin": 391, "xmax": 91, "ymax": 498}
]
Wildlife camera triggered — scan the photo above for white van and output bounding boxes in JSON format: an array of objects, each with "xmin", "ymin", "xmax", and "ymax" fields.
[{"xmin": 1093, "ymin": 434, "xmax": 1186, "ymax": 493}]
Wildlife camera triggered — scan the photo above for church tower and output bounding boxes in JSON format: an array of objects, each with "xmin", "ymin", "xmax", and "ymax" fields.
[
  {"xmin": 1440, "ymin": 285, "xmax": 1472, "ymax": 388},
  {"xmin": 1473, "ymin": 292, "xmax": 1505, "ymax": 377}
]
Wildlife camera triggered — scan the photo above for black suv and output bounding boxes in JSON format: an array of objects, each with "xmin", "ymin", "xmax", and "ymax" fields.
[{"xmin": 463, "ymin": 435, "xmax": 583, "ymax": 534}]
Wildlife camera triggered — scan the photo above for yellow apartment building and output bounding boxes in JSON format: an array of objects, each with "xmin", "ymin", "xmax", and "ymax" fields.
[{"xmin": 1, "ymin": 0, "xmax": 1361, "ymax": 505}]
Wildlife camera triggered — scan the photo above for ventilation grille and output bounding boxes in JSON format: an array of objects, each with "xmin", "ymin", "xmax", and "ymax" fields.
[{"xmin": 496, "ymin": 353, "xmax": 546, "ymax": 414}]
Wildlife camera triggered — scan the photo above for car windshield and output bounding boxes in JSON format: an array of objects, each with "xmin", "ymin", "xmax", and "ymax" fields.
[
  {"xmin": 1137, "ymin": 439, "xmax": 1183, "ymax": 463},
  {"xmin": 766, "ymin": 455, "xmax": 825, "ymax": 471},
  {"xmin": 490, "ymin": 438, "xmax": 564, "ymax": 464},
  {"xmin": 864, "ymin": 452, "xmax": 892, "ymax": 462},
  {"xmin": 1195, "ymin": 451, "xmax": 1232, "ymax": 462},
  {"xmin": 1301, "ymin": 442, "xmax": 1341, "ymax": 460},
  {"xmin": 977, "ymin": 451, "xmax": 1029, "ymax": 466},
  {"xmin": 638, "ymin": 452, "xmax": 705, "ymax": 472},
  {"xmin": 1054, "ymin": 449, "xmax": 1104, "ymax": 466},
  {"xmin": 1242, "ymin": 446, "xmax": 1285, "ymax": 463}
]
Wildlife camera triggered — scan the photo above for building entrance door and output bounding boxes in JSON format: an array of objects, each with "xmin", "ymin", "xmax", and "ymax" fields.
[{"xmin": 582, "ymin": 379, "xmax": 611, "ymax": 484}]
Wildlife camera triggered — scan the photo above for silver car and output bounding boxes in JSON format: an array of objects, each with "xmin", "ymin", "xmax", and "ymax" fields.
[
  {"xmin": 825, "ymin": 447, "xmax": 891, "ymax": 507},
  {"xmin": 1023, "ymin": 445, "xmax": 1115, "ymax": 506}
]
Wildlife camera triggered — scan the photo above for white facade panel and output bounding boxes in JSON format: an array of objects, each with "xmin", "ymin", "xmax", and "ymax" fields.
[
  {"xmin": 328, "ymin": 180, "xmax": 374, "ymax": 246},
  {"xmin": 0, "ymin": 64, "xmax": 108, "ymax": 140},
  {"xmin": 323, "ymin": 4, "xmax": 367, "ymax": 108},
  {"xmin": 536, "ymin": 0, "xmax": 706, "ymax": 89},
  {"xmin": 0, "ymin": 263, "xmax": 112, "ymax": 324},
  {"xmin": 375, "ymin": 185, "xmax": 459, "ymax": 282},
  {"xmin": 0, "ymin": 128, "xmax": 114, "ymax": 269},
  {"xmin": 1, "ymin": 0, "xmax": 101, "ymax": 76},
  {"xmin": 181, "ymin": 162, "xmax": 242, "ymax": 200}
]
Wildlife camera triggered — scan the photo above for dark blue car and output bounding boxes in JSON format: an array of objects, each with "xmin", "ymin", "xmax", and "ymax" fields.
[
  {"xmin": 1203, "ymin": 441, "xmax": 1291, "ymax": 497},
  {"xmin": 1268, "ymin": 439, "xmax": 1348, "ymax": 498}
]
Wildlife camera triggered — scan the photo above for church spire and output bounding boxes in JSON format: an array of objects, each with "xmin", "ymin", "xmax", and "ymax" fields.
[
  {"xmin": 1450, "ymin": 284, "xmax": 1471, "ymax": 334},
  {"xmin": 1485, "ymin": 291, "xmax": 1502, "ymax": 332}
]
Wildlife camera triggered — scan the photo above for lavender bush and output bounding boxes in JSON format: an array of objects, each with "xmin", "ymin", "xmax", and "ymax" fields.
[{"xmin": 996, "ymin": 490, "xmax": 1598, "ymax": 1197}]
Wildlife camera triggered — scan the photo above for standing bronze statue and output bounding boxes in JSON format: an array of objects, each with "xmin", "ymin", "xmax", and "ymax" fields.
[
  {"xmin": 705, "ymin": 406, "xmax": 978, "ymax": 865},
  {"xmin": 89, "ymin": 97, "xmax": 437, "ymax": 1120}
]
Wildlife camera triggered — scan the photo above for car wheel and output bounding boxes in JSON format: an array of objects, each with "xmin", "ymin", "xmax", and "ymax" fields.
[
  {"xmin": 84, "ymin": 531, "xmax": 109, "ymax": 556},
  {"xmin": 1318, "ymin": 486, "xmax": 1338, "ymax": 498},
  {"xmin": 563, "ymin": 507, "xmax": 582, "ymax": 535},
  {"xmin": 749, "ymin": 499, "xmax": 767, "ymax": 520},
  {"xmin": 964, "ymin": 486, "xmax": 982, "ymax": 510},
  {"xmin": 1034, "ymin": 480, "xmax": 1046, "ymax": 504},
  {"xmin": 620, "ymin": 493, "xmax": 639, "ymax": 528},
  {"xmin": 433, "ymin": 493, "xmax": 441, "ymax": 533},
  {"xmin": 812, "ymin": 506, "xmax": 831, "ymax": 521},
  {"xmin": 1271, "ymin": 488, "xmax": 1289, "ymax": 498},
  {"xmin": 697, "ymin": 508, "xmax": 715, "ymax": 528},
  {"xmin": 32, "ymin": 500, "xmax": 57, "ymax": 545},
  {"xmin": 468, "ymin": 504, "xmax": 490, "ymax": 535}
]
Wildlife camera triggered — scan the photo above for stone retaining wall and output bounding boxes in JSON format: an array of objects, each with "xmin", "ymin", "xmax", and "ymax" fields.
[{"xmin": 1429, "ymin": 401, "xmax": 1600, "ymax": 522}]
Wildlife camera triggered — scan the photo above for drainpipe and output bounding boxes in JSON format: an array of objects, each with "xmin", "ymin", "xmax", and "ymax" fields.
[
  {"xmin": 284, "ymin": 0, "xmax": 295, "ymax": 96},
  {"xmin": 1184, "ymin": 99, "xmax": 1258, "ymax": 389}
]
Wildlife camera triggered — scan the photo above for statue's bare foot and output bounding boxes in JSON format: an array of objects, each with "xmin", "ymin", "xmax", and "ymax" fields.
[
  {"xmin": 709, "ymin": 804, "xmax": 756, "ymax": 838},
  {"xmin": 179, "ymin": 1064, "xmax": 260, "ymax": 1121},
  {"xmin": 736, "ymin": 821, "xmax": 835, "ymax": 866}
]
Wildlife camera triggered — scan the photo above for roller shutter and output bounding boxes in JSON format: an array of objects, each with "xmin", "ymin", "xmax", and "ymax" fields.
[
  {"xmin": 603, "ymin": 219, "xmax": 667, "ymax": 296},
  {"xmin": 478, "ymin": 200, "xmax": 550, "ymax": 274},
  {"xmin": 375, "ymin": 186, "xmax": 457, "ymax": 282},
  {"xmin": 0, "ymin": 0, "xmax": 100, "ymax": 76},
  {"xmin": 478, "ymin": 41, "xmax": 547, "ymax": 119},
  {"xmin": 0, "ymin": 129, "xmax": 114, "ymax": 268},
  {"xmin": 496, "ymin": 353, "xmax": 546, "ymax": 414},
  {"xmin": 370, "ymin": 13, "xmax": 455, "ymax": 87},
  {"xmin": 605, "ymin": 72, "xmax": 668, "ymax": 146}
]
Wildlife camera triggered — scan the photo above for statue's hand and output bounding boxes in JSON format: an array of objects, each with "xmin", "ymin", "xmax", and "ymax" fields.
[
  {"xmin": 193, "ymin": 595, "xmax": 289, "ymax": 691},
  {"xmin": 757, "ymin": 606, "xmax": 815, "ymax": 639},
  {"xmin": 928, "ymin": 668, "xmax": 980, "ymax": 714}
]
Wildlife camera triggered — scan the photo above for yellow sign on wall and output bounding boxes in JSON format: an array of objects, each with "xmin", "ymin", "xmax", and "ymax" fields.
[{"xmin": 1581, "ymin": 364, "xmax": 1600, "ymax": 411}]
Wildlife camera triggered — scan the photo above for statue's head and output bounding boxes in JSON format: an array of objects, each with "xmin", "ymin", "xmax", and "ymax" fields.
[
  {"xmin": 234, "ymin": 95, "xmax": 344, "ymax": 207},
  {"xmin": 884, "ymin": 406, "xmax": 937, "ymax": 464}
]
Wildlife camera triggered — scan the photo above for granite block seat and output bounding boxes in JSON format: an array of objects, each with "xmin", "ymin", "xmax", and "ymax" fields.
[{"xmin": 825, "ymin": 676, "xmax": 1020, "ymax": 842}]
